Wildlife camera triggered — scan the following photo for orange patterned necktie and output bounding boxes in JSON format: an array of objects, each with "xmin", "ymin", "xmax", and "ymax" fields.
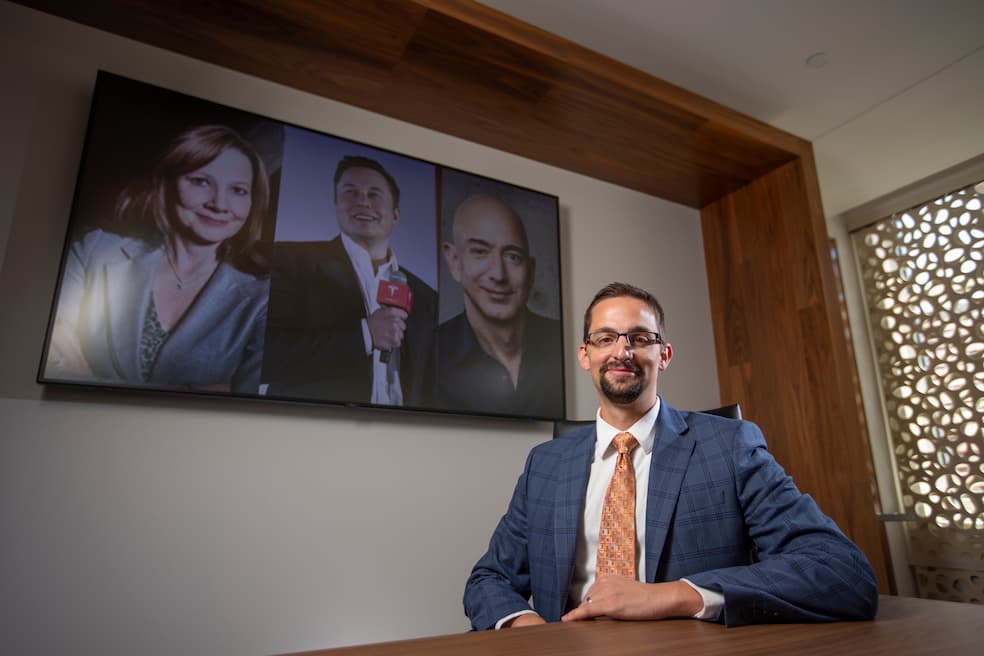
[{"xmin": 596, "ymin": 431, "xmax": 639, "ymax": 578}]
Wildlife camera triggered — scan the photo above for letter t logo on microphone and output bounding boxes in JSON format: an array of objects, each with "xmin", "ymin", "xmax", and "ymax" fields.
[
  {"xmin": 377, "ymin": 275, "xmax": 413, "ymax": 313},
  {"xmin": 377, "ymin": 271, "xmax": 413, "ymax": 365}
]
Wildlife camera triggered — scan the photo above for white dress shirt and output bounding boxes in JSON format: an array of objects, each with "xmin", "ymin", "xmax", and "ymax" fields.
[{"xmin": 340, "ymin": 233, "xmax": 403, "ymax": 406}]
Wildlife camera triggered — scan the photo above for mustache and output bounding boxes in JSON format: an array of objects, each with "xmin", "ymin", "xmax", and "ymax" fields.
[{"xmin": 600, "ymin": 359, "xmax": 642, "ymax": 376}]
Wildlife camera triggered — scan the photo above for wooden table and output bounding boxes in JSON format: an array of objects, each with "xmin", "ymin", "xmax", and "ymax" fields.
[{"xmin": 279, "ymin": 596, "xmax": 982, "ymax": 656}]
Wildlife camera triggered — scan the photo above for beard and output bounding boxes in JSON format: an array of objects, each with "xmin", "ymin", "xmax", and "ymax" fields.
[{"xmin": 599, "ymin": 359, "xmax": 645, "ymax": 404}]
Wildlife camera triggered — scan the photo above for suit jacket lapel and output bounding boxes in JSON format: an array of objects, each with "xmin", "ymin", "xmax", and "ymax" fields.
[
  {"xmin": 105, "ymin": 240, "xmax": 159, "ymax": 381},
  {"xmin": 554, "ymin": 427, "xmax": 595, "ymax": 614},
  {"xmin": 154, "ymin": 264, "xmax": 242, "ymax": 379},
  {"xmin": 644, "ymin": 401, "xmax": 696, "ymax": 582},
  {"xmin": 321, "ymin": 236, "xmax": 368, "ymax": 319}
]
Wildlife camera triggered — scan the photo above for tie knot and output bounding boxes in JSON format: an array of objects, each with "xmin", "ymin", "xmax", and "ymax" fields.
[{"xmin": 613, "ymin": 432, "xmax": 638, "ymax": 456}]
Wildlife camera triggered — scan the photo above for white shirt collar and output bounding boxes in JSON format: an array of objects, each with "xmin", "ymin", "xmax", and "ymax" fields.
[
  {"xmin": 593, "ymin": 396, "xmax": 661, "ymax": 461},
  {"xmin": 340, "ymin": 232, "xmax": 399, "ymax": 280}
]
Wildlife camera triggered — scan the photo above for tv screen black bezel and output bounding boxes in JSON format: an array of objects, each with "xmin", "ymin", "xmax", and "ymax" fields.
[{"xmin": 37, "ymin": 71, "xmax": 566, "ymax": 422}]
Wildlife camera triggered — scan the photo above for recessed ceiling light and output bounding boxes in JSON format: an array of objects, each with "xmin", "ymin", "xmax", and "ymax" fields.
[
  {"xmin": 974, "ymin": 180, "xmax": 984, "ymax": 195},
  {"xmin": 805, "ymin": 52, "xmax": 828, "ymax": 67}
]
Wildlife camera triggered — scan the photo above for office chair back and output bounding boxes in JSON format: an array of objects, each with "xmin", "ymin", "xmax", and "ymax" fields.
[{"xmin": 553, "ymin": 403, "xmax": 741, "ymax": 439}]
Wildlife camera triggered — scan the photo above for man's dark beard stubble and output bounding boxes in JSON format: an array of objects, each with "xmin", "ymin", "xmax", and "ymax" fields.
[{"xmin": 599, "ymin": 360, "xmax": 645, "ymax": 404}]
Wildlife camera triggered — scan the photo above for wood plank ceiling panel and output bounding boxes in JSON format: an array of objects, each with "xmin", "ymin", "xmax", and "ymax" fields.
[{"xmin": 13, "ymin": 0, "xmax": 803, "ymax": 208}]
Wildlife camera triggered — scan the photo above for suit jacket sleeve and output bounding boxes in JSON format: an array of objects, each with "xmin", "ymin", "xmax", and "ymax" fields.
[
  {"xmin": 45, "ymin": 229, "xmax": 138, "ymax": 381},
  {"xmin": 55, "ymin": 232, "xmax": 90, "ymax": 329},
  {"xmin": 44, "ymin": 233, "xmax": 88, "ymax": 375},
  {"xmin": 463, "ymin": 450, "xmax": 538, "ymax": 630},
  {"xmin": 231, "ymin": 299, "xmax": 267, "ymax": 393},
  {"xmin": 684, "ymin": 421, "xmax": 879, "ymax": 625}
]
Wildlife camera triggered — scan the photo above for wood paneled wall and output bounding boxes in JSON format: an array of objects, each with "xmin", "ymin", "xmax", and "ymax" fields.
[
  {"xmin": 702, "ymin": 157, "xmax": 893, "ymax": 589},
  {"xmin": 14, "ymin": 0, "xmax": 892, "ymax": 589},
  {"xmin": 12, "ymin": 0, "xmax": 799, "ymax": 208}
]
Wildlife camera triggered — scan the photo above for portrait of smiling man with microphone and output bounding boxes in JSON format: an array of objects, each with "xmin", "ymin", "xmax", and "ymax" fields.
[{"xmin": 262, "ymin": 154, "xmax": 437, "ymax": 407}]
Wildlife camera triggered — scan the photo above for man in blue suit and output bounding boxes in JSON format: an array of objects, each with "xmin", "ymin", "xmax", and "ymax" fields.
[{"xmin": 464, "ymin": 282, "xmax": 878, "ymax": 629}]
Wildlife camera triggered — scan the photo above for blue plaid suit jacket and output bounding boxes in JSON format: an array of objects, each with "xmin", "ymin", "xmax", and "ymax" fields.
[{"xmin": 464, "ymin": 400, "xmax": 878, "ymax": 629}]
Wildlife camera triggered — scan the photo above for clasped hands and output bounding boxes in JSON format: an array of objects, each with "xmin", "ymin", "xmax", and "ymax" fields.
[{"xmin": 505, "ymin": 577, "xmax": 702, "ymax": 628}]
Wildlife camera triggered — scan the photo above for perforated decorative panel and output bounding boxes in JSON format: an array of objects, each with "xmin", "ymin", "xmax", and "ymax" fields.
[
  {"xmin": 914, "ymin": 566, "xmax": 983, "ymax": 604},
  {"xmin": 852, "ymin": 180, "xmax": 983, "ymax": 603}
]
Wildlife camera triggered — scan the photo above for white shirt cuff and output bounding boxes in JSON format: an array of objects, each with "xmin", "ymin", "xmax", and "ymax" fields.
[
  {"xmin": 681, "ymin": 579, "xmax": 724, "ymax": 620},
  {"xmin": 495, "ymin": 609, "xmax": 538, "ymax": 630}
]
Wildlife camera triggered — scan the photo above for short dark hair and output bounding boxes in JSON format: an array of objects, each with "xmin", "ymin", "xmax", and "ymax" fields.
[
  {"xmin": 333, "ymin": 155, "xmax": 400, "ymax": 207},
  {"xmin": 582, "ymin": 282, "xmax": 666, "ymax": 341}
]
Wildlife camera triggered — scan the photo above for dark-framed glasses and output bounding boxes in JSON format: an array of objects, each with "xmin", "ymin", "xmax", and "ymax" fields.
[{"xmin": 585, "ymin": 330, "xmax": 662, "ymax": 349}]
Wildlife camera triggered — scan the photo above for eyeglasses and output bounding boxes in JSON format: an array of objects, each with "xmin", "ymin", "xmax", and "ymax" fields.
[{"xmin": 584, "ymin": 330, "xmax": 662, "ymax": 349}]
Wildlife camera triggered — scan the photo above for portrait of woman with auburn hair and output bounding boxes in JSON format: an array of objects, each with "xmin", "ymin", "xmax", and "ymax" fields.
[{"xmin": 44, "ymin": 124, "xmax": 273, "ymax": 393}]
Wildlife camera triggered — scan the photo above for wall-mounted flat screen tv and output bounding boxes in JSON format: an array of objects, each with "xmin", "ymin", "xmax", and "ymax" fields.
[{"xmin": 38, "ymin": 72, "xmax": 566, "ymax": 421}]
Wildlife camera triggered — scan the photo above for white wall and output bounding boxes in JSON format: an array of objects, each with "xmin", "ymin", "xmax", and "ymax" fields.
[
  {"xmin": 0, "ymin": 4, "xmax": 718, "ymax": 655},
  {"xmin": 815, "ymin": 47, "xmax": 984, "ymax": 221}
]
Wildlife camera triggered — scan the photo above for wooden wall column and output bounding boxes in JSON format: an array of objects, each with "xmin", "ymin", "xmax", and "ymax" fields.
[{"xmin": 701, "ymin": 155, "xmax": 893, "ymax": 591}]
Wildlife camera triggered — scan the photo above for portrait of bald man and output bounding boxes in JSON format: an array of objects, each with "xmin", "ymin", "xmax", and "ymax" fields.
[{"xmin": 437, "ymin": 192, "xmax": 564, "ymax": 418}]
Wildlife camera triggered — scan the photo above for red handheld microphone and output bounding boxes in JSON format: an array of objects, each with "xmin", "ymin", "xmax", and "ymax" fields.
[{"xmin": 377, "ymin": 270, "xmax": 412, "ymax": 364}]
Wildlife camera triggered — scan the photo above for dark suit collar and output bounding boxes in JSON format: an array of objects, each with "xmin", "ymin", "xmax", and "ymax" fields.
[
  {"xmin": 655, "ymin": 398, "xmax": 689, "ymax": 438},
  {"xmin": 321, "ymin": 235, "xmax": 354, "ymax": 272}
]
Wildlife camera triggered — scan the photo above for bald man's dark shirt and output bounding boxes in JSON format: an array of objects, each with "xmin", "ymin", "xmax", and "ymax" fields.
[{"xmin": 436, "ymin": 310, "xmax": 564, "ymax": 419}]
